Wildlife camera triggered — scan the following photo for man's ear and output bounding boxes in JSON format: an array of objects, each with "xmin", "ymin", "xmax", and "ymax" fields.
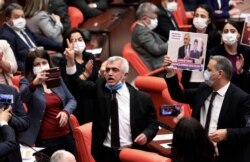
[{"xmin": 122, "ymin": 73, "xmax": 128, "ymax": 82}]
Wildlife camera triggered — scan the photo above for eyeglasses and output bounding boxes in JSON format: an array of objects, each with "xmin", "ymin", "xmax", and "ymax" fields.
[{"xmin": 28, "ymin": 46, "xmax": 44, "ymax": 52}]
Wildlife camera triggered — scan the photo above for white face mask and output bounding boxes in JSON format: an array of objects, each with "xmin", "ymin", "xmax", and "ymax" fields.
[
  {"xmin": 193, "ymin": 17, "xmax": 208, "ymax": 30},
  {"xmin": 222, "ymin": 33, "xmax": 238, "ymax": 45},
  {"xmin": 74, "ymin": 41, "xmax": 86, "ymax": 54},
  {"xmin": 33, "ymin": 64, "xmax": 50, "ymax": 75},
  {"xmin": 203, "ymin": 70, "xmax": 215, "ymax": 87},
  {"xmin": 167, "ymin": 2, "xmax": 178, "ymax": 12},
  {"xmin": 147, "ymin": 18, "xmax": 158, "ymax": 30},
  {"xmin": 12, "ymin": 18, "xmax": 26, "ymax": 30}
]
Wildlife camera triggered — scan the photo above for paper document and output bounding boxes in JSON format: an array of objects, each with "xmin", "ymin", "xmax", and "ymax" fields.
[
  {"xmin": 86, "ymin": 48, "xmax": 102, "ymax": 55},
  {"xmin": 20, "ymin": 144, "xmax": 45, "ymax": 162},
  {"xmin": 160, "ymin": 142, "xmax": 172, "ymax": 149},
  {"xmin": 153, "ymin": 134, "xmax": 173, "ymax": 141}
]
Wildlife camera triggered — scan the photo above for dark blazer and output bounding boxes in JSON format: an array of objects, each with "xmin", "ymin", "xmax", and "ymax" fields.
[
  {"xmin": 154, "ymin": 6, "xmax": 178, "ymax": 41},
  {"xmin": 0, "ymin": 84, "xmax": 29, "ymax": 162},
  {"xmin": 48, "ymin": 0, "xmax": 70, "ymax": 33},
  {"xmin": 66, "ymin": 74, "xmax": 159, "ymax": 160},
  {"xmin": 132, "ymin": 24, "xmax": 168, "ymax": 70},
  {"xmin": 19, "ymin": 77, "xmax": 76, "ymax": 145},
  {"xmin": 198, "ymin": 0, "xmax": 230, "ymax": 19},
  {"xmin": 165, "ymin": 74, "xmax": 250, "ymax": 162},
  {"xmin": 178, "ymin": 45, "xmax": 190, "ymax": 59},
  {"xmin": 0, "ymin": 125, "xmax": 21, "ymax": 162},
  {"xmin": 0, "ymin": 24, "xmax": 63, "ymax": 71},
  {"xmin": 66, "ymin": 0, "xmax": 108, "ymax": 19}
]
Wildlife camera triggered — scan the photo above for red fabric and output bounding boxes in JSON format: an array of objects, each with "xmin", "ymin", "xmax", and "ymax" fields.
[{"xmin": 39, "ymin": 92, "xmax": 70, "ymax": 139}]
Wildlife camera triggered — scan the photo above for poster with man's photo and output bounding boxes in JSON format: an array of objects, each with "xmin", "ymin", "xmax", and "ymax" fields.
[
  {"xmin": 241, "ymin": 15, "xmax": 250, "ymax": 46},
  {"xmin": 167, "ymin": 31, "xmax": 208, "ymax": 71}
]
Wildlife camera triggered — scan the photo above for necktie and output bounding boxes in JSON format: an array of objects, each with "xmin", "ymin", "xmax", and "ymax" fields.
[
  {"xmin": 20, "ymin": 31, "xmax": 35, "ymax": 48},
  {"xmin": 111, "ymin": 90, "xmax": 120, "ymax": 149},
  {"xmin": 205, "ymin": 92, "xmax": 217, "ymax": 133}
]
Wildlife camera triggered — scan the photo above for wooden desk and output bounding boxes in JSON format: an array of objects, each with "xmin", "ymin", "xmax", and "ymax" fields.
[
  {"xmin": 147, "ymin": 128, "xmax": 172, "ymax": 158},
  {"xmin": 80, "ymin": 7, "xmax": 136, "ymax": 61}
]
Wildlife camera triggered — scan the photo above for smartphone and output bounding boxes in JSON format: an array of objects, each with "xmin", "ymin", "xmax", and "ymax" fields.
[
  {"xmin": 0, "ymin": 94, "xmax": 13, "ymax": 109},
  {"xmin": 160, "ymin": 105, "xmax": 181, "ymax": 116},
  {"xmin": 45, "ymin": 67, "xmax": 61, "ymax": 88}
]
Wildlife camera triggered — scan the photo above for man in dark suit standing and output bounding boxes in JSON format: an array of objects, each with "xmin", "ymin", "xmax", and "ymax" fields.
[
  {"xmin": 178, "ymin": 32, "xmax": 191, "ymax": 59},
  {"xmin": 0, "ymin": 3, "xmax": 63, "ymax": 71},
  {"xmin": 190, "ymin": 39, "xmax": 201, "ymax": 59},
  {"xmin": 163, "ymin": 55, "xmax": 250, "ymax": 162},
  {"xmin": 65, "ymin": 53, "xmax": 158, "ymax": 162},
  {"xmin": 0, "ymin": 84, "xmax": 29, "ymax": 162}
]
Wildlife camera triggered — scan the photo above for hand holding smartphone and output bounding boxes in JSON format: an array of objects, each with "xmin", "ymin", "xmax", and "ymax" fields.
[
  {"xmin": 45, "ymin": 67, "xmax": 61, "ymax": 89},
  {"xmin": 160, "ymin": 105, "xmax": 181, "ymax": 116}
]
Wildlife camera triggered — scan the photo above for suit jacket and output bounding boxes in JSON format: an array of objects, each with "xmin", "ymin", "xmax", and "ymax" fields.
[
  {"xmin": 178, "ymin": 45, "xmax": 190, "ymax": 59},
  {"xmin": 154, "ymin": 6, "xmax": 178, "ymax": 41},
  {"xmin": 165, "ymin": 74, "xmax": 250, "ymax": 162},
  {"xmin": 0, "ymin": 125, "xmax": 21, "ymax": 162},
  {"xmin": 0, "ymin": 84, "xmax": 29, "ymax": 162},
  {"xmin": 131, "ymin": 24, "xmax": 168, "ymax": 70},
  {"xmin": 190, "ymin": 49, "xmax": 201, "ymax": 58},
  {"xmin": 19, "ymin": 77, "xmax": 76, "ymax": 145},
  {"xmin": 66, "ymin": 74, "xmax": 159, "ymax": 160},
  {"xmin": 0, "ymin": 24, "xmax": 63, "ymax": 71}
]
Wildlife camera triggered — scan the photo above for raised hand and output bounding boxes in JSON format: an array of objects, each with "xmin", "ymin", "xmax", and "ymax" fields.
[
  {"xmin": 64, "ymin": 39, "xmax": 75, "ymax": 67},
  {"xmin": 0, "ymin": 106, "xmax": 12, "ymax": 122},
  {"xmin": 32, "ymin": 71, "xmax": 48, "ymax": 86}
]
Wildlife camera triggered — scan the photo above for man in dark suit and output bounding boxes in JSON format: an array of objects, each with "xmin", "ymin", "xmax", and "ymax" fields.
[
  {"xmin": 65, "ymin": 54, "xmax": 158, "ymax": 162},
  {"xmin": 163, "ymin": 55, "xmax": 250, "ymax": 162},
  {"xmin": 132, "ymin": 2, "xmax": 168, "ymax": 70},
  {"xmin": 0, "ymin": 3, "xmax": 63, "ymax": 71},
  {"xmin": 178, "ymin": 32, "xmax": 191, "ymax": 59},
  {"xmin": 190, "ymin": 39, "xmax": 201, "ymax": 59},
  {"xmin": 0, "ymin": 84, "xmax": 29, "ymax": 162}
]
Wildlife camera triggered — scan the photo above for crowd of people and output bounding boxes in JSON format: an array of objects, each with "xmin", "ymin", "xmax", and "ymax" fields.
[{"xmin": 0, "ymin": 0, "xmax": 250, "ymax": 162}]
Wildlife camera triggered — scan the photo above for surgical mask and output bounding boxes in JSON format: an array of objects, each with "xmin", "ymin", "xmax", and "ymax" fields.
[
  {"xmin": 193, "ymin": 17, "xmax": 208, "ymax": 30},
  {"xmin": 203, "ymin": 70, "xmax": 215, "ymax": 87},
  {"xmin": 105, "ymin": 81, "xmax": 123, "ymax": 91},
  {"xmin": 74, "ymin": 41, "xmax": 86, "ymax": 54},
  {"xmin": 147, "ymin": 18, "xmax": 158, "ymax": 30},
  {"xmin": 222, "ymin": 33, "xmax": 238, "ymax": 45},
  {"xmin": 33, "ymin": 64, "xmax": 50, "ymax": 75},
  {"xmin": 12, "ymin": 18, "xmax": 26, "ymax": 30},
  {"xmin": 167, "ymin": 2, "xmax": 178, "ymax": 12}
]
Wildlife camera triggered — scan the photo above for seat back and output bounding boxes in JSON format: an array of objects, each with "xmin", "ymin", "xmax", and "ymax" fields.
[
  {"xmin": 172, "ymin": 0, "xmax": 192, "ymax": 31},
  {"xmin": 122, "ymin": 43, "xmax": 151, "ymax": 75},
  {"xmin": 68, "ymin": 6, "xmax": 84, "ymax": 28},
  {"xmin": 119, "ymin": 148, "xmax": 172, "ymax": 162},
  {"xmin": 73, "ymin": 122, "xmax": 95, "ymax": 162}
]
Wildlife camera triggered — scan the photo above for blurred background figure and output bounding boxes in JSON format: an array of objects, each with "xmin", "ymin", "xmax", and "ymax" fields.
[
  {"xmin": 24, "ymin": 0, "xmax": 64, "ymax": 42},
  {"xmin": 172, "ymin": 117, "xmax": 215, "ymax": 162},
  {"xmin": 0, "ymin": 40, "xmax": 17, "ymax": 85}
]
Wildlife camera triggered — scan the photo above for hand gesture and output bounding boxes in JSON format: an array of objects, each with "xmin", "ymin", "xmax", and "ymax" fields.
[
  {"xmin": 0, "ymin": 106, "xmax": 12, "ymax": 122},
  {"xmin": 64, "ymin": 39, "xmax": 75, "ymax": 67},
  {"xmin": 236, "ymin": 54, "xmax": 244, "ymax": 74},
  {"xmin": 173, "ymin": 106, "xmax": 185, "ymax": 124},
  {"xmin": 32, "ymin": 71, "xmax": 48, "ymax": 86},
  {"xmin": 163, "ymin": 55, "xmax": 176, "ymax": 76},
  {"xmin": 51, "ymin": 13, "xmax": 61, "ymax": 23},
  {"xmin": 85, "ymin": 59, "xmax": 94, "ymax": 76},
  {"xmin": 134, "ymin": 133, "xmax": 147, "ymax": 145},
  {"xmin": 209, "ymin": 129, "xmax": 227, "ymax": 143},
  {"xmin": 56, "ymin": 111, "xmax": 68, "ymax": 127}
]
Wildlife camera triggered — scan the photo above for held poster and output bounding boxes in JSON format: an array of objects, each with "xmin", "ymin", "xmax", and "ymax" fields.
[
  {"xmin": 241, "ymin": 15, "xmax": 250, "ymax": 46},
  {"xmin": 167, "ymin": 31, "xmax": 208, "ymax": 71}
]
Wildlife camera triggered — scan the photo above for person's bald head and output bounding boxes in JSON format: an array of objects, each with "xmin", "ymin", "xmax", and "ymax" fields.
[{"xmin": 50, "ymin": 150, "xmax": 76, "ymax": 162}]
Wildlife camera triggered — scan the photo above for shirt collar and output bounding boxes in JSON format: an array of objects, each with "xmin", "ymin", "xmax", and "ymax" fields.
[
  {"xmin": 216, "ymin": 81, "xmax": 230, "ymax": 97},
  {"xmin": 116, "ymin": 82, "xmax": 128, "ymax": 95}
]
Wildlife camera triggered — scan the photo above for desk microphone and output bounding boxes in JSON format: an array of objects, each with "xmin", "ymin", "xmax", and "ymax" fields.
[{"xmin": 19, "ymin": 141, "xmax": 50, "ymax": 162}]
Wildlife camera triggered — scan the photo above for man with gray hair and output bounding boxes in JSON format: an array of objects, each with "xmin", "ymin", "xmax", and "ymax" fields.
[
  {"xmin": 163, "ymin": 55, "xmax": 250, "ymax": 162},
  {"xmin": 50, "ymin": 150, "xmax": 76, "ymax": 162},
  {"xmin": 65, "ymin": 54, "xmax": 158, "ymax": 162},
  {"xmin": 131, "ymin": 2, "xmax": 168, "ymax": 70}
]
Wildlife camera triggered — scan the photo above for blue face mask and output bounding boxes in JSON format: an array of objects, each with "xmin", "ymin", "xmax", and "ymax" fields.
[
  {"xmin": 105, "ymin": 82, "xmax": 123, "ymax": 91},
  {"xmin": 203, "ymin": 70, "xmax": 215, "ymax": 87}
]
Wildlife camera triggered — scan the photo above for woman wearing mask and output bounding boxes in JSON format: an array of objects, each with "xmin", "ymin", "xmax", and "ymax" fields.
[
  {"xmin": 19, "ymin": 47, "xmax": 77, "ymax": 156},
  {"xmin": 209, "ymin": 21, "xmax": 250, "ymax": 93},
  {"xmin": 154, "ymin": 0, "xmax": 178, "ymax": 40},
  {"xmin": 60, "ymin": 28, "xmax": 98, "ymax": 124},
  {"xmin": 181, "ymin": 4, "xmax": 221, "ymax": 89},
  {"xmin": 0, "ymin": 40, "xmax": 17, "ymax": 85}
]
